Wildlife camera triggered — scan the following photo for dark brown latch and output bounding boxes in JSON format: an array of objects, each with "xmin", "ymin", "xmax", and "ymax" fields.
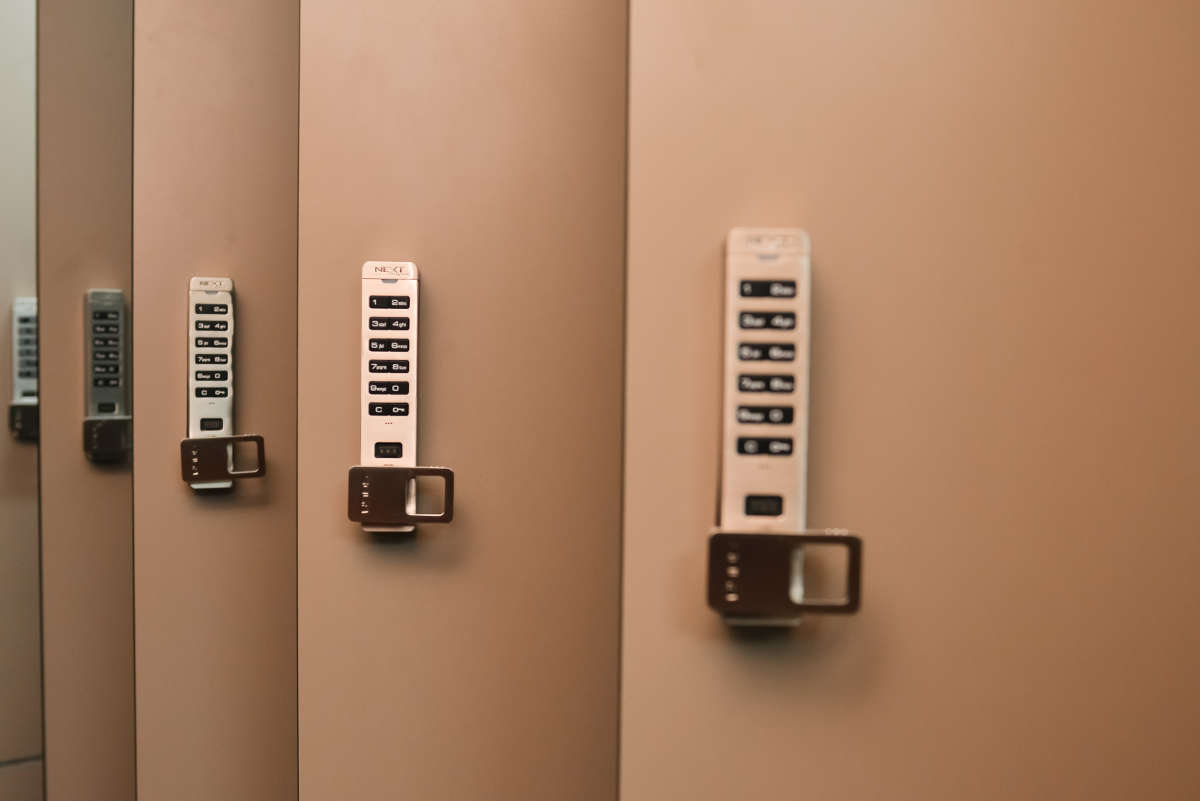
[
  {"xmin": 84, "ymin": 416, "xmax": 132, "ymax": 463},
  {"xmin": 347, "ymin": 465, "xmax": 454, "ymax": 528},
  {"xmin": 8, "ymin": 403, "xmax": 38, "ymax": 443},
  {"xmin": 180, "ymin": 434, "xmax": 266, "ymax": 486},
  {"xmin": 708, "ymin": 531, "xmax": 862, "ymax": 625}
]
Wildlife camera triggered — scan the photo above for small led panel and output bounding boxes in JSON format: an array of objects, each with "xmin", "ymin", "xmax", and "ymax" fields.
[
  {"xmin": 360, "ymin": 261, "xmax": 418, "ymax": 531},
  {"xmin": 187, "ymin": 277, "xmax": 235, "ymax": 489},
  {"xmin": 719, "ymin": 228, "xmax": 811, "ymax": 533}
]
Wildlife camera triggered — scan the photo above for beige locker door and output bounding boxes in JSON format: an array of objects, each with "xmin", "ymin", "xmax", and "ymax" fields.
[
  {"xmin": 37, "ymin": 0, "xmax": 136, "ymax": 797},
  {"xmin": 296, "ymin": 1, "xmax": 626, "ymax": 799},
  {"xmin": 622, "ymin": 2, "xmax": 1200, "ymax": 800},
  {"xmin": 132, "ymin": 1, "xmax": 298, "ymax": 798}
]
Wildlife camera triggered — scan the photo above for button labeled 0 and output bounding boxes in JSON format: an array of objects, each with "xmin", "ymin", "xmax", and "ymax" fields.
[
  {"xmin": 736, "ymin": 405, "xmax": 793, "ymax": 424},
  {"xmin": 368, "ymin": 381, "xmax": 409, "ymax": 395}
]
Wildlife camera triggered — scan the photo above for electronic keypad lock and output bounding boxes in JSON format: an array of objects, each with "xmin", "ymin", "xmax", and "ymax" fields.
[
  {"xmin": 347, "ymin": 261, "xmax": 454, "ymax": 532},
  {"xmin": 83, "ymin": 289, "xmax": 132, "ymax": 462},
  {"xmin": 707, "ymin": 229, "xmax": 862, "ymax": 625},
  {"xmin": 180, "ymin": 277, "xmax": 266, "ymax": 490},
  {"xmin": 8, "ymin": 297, "xmax": 38, "ymax": 442}
]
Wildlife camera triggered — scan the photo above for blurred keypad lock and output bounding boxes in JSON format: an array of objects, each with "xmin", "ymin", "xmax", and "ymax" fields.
[
  {"xmin": 83, "ymin": 290, "xmax": 132, "ymax": 462},
  {"xmin": 9, "ymin": 297, "xmax": 38, "ymax": 442},
  {"xmin": 708, "ymin": 229, "xmax": 863, "ymax": 626}
]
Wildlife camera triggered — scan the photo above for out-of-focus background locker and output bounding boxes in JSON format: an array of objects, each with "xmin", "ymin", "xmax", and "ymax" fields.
[
  {"xmin": 38, "ymin": 0, "xmax": 135, "ymax": 797},
  {"xmin": 621, "ymin": 2, "xmax": 1200, "ymax": 800}
]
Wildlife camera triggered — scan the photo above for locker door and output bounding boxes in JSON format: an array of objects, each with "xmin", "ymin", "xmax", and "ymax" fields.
[
  {"xmin": 622, "ymin": 2, "xmax": 1200, "ymax": 800},
  {"xmin": 39, "ymin": 0, "xmax": 135, "ymax": 797},
  {"xmin": 296, "ymin": 1, "xmax": 626, "ymax": 799},
  {"xmin": 132, "ymin": 1, "xmax": 299, "ymax": 798}
]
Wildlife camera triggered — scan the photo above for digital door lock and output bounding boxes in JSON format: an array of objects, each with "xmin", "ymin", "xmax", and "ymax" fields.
[
  {"xmin": 708, "ymin": 229, "xmax": 862, "ymax": 625},
  {"xmin": 347, "ymin": 261, "xmax": 454, "ymax": 532},
  {"xmin": 83, "ymin": 289, "xmax": 132, "ymax": 462},
  {"xmin": 8, "ymin": 297, "xmax": 38, "ymax": 442},
  {"xmin": 180, "ymin": 277, "xmax": 266, "ymax": 489}
]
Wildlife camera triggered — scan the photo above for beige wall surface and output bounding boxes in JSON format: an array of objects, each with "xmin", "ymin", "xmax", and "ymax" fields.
[
  {"xmin": 133, "ymin": 1, "xmax": 298, "ymax": 799},
  {"xmin": 0, "ymin": 0, "xmax": 35, "ymax": 276},
  {"xmin": 622, "ymin": 2, "xmax": 1200, "ymax": 800},
  {"xmin": 0, "ymin": 761, "xmax": 43, "ymax": 801},
  {"xmin": 0, "ymin": 0, "xmax": 41, "ymax": 767},
  {"xmin": 37, "ymin": 0, "xmax": 135, "ymax": 798},
  {"xmin": 297, "ymin": 1, "xmax": 626, "ymax": 799}
]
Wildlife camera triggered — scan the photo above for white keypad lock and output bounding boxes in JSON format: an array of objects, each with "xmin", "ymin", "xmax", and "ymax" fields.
[
  {"xmin": 180, "ymin": 277, "xmax": 265, "ymax": 489},
  {"xmin": 8, "ymin": 297, "xmax": 38, "ymax": 442},
  {"xmin": 348, "ymin": 261, "xmax": 454, "ymax": 532},
  {"xmin": 709, "ymin": 229, "xmax": 862, "ymax": 625}
]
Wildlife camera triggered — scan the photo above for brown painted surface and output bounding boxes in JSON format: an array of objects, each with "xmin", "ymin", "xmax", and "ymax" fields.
[
  {"xmin": 0, "ymin": 761, "xmax": 43, "ymax": 801},
  {"xmin": 37, "ymin": 0, "xmax": 135, "ymax": 797},
  {"xmin": 296, "ymin": 1, "xmax": 626, "ymax": 799},
  {"xmin": 133, "ymin": 1, "xmax": 298, "ymax": 798},
  {"xmin": 622, "ymin": 2, "xmax": 1200, "ymax": 800},
  {"xmin": 0, "ymin": 413, "xmax": 39, "ymax": 766},
  {"xmin": 0, "ymin": 298, "xmax": 39, "ymax": 766}
]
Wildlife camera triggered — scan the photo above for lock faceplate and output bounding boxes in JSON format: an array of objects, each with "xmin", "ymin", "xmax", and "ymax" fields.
[
  {"xmin": 708, "ymin": 531, "xmax": 862, "ymax": 625},
  {"xmin": 8, "ymin": 403, "xmax": 38, "ymax": 442},
  {"xmin": 180, "ymin": 434, "xmax": 266, "ymax": 486},
  {"xmin": 84, "ymin": 416, "xmax": 132, "ymax": 463},
  {"xmin": 347, "ymin": 465, "xmax": 454, "ymax": 528}
]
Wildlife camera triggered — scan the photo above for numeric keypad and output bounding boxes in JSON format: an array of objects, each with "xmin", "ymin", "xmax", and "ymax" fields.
[
  {"xmin": 187, "ymin": 278, "xmax": 236, "ymax": 488},
  {"xmin": 720, "ymin": 229, "xmax": 811, "ymax": 532}
]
